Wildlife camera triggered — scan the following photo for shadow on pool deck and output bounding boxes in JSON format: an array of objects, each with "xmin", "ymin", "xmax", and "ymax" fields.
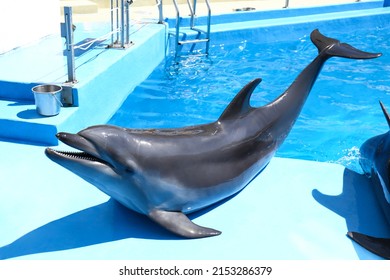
[
  {"xmin": 0, "ymin": 199, "xmax": 173, "ymax": 260},
  {"xmin": 1, "ymin": 163, "xmax": 389, "ymax": 260},
  {"xmin": 0, "ymin": 195, "xmax": 234, "ymax": 260},
  {"xmin": 313, "ymin": 168, "xmax": 390, "ymax": 259}
]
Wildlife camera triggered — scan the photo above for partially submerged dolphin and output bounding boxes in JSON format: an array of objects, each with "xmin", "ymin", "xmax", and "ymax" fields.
[
  {"xmin": 348, "ymin": 102, "xmax": 390, "ymax": 259},
  {"xmin": 46, "ymin": 29, "xmax": 381, "ymax": 238}
]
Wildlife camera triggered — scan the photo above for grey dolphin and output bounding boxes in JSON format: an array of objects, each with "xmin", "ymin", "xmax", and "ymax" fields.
[
  {"xmin": 46, "ymin": 29, "xmax": 381, "ymax": 238},
  {"xmin": 348, "ymin": 102, "xmax": 390, "ymax": 259}
]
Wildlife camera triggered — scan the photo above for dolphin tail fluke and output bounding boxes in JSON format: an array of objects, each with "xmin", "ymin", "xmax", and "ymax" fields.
[
  {"xmin": 149, "ymin": 209, "xmax": 221, "ymax": 239},
  {"xmin": 347, "ymin": 231, "xmax": 390, "ymax": 259},
  {"xmin": 310, "ymin": 29, "xmax": 382, "ymax": 59}
]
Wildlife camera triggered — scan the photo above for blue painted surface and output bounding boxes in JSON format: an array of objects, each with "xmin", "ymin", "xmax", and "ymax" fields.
[
  {"xmin": 1, "ymin": 3, "xmax": 390, "ymax": 259},
  {"xmin": 0, "ymin": 23, "xmax": 166, "ymax": 145},
  {"xmin": 166, "ymin": 0, "xmax": 384, "ymax": 28},
  {"xmin": 0, "ymin": 139, "xmax": 387, "ymax": 260}
]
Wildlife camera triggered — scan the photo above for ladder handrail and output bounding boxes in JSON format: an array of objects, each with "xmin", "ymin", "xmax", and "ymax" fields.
[
  {"xmin": 172, "ymin": 0, "xmax": 211, "ymax": 57},
  {"xmin": 172, "ymin": 0, "xmax": 181, "ymax": 55},
  {"xmin": 205, "ymin": 0, "xmax": 211, "ymax": 53},
  {"xmin": 187, "ymin": 0, "xmax": 196, "ymax": 28},
  {"xmin": 186, "ymin": 0, "xmax": 211, "ymax": 30}
]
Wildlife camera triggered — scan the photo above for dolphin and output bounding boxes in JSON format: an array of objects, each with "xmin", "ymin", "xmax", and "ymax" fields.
[
  {"xmin": 46, "ymin": 29, "xmax": 381, "ymax": 238},
  {"xmin": 348, "ymin": 101, "xmax": 390, "ymax": 259}
]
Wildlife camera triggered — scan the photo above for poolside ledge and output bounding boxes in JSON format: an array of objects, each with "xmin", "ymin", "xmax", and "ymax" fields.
[{"xmin": 0, "ymin": 23, "xmax": 166, "ymax": 145}]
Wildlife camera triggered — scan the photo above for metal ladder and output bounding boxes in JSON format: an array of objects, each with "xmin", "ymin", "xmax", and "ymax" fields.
[{"xmin": 172, "ymin": 0, "xmax": 211, "ymax": 57}]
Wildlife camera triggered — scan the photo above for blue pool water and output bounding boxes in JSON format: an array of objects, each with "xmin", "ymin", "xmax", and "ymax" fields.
[{"xmin": 108, "ymin": 25, "xmax": 390, "ymax": 173}]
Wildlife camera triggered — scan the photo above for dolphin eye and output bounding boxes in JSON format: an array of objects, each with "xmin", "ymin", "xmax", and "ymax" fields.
[
  {"xmin": 124, "ymin": 167, "xmax": 134, "ymax": 174},
  {"xmin": 112, "ymin": 160, "xmax": 134, "ymax": 175}
]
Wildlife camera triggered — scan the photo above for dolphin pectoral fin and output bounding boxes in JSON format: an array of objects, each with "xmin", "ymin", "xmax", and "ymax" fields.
[
  {"xmin": 148, "ymin": 209, "xmax": 221, "ymax": 239},
  {"xmin": 347, "ymin": 231, "xmax": 390, "ymax": 259}
]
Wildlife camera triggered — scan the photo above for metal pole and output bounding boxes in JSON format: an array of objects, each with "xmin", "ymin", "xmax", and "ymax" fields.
[
  {"xmin": 111, "ymin": 0, "xmax": 114, "ymax": 44},
  {"xmin": 173, "ymin": 0, "xmax": 180, "ymax": 56},
  {"xmin": 283, "ymin": 0, "xmax": 289, "ymax": 8},
  {"xmin": 125, "ymin": 0, "xmax": 131, "ymax": 45},
  {"xmin": 193, "ymin": 0, "xmax": 197, "ymax": 15},
  {"xmin": 156, "ymin": 0, "xmax": 163, "ymax": 24},
  {"xmin": 116, "ymin": 0, "xmax": 120, "ymax": 43},
  {"xmin": 205, "ymin": 0, "xmax": 211, "ymax": 54},
  {"xmin": 62, "ymin": 6, "xmax": 76, "ymax": 83},
  {"xmin": 187, "ymin": 0, "xmax": 195, "ymax": 28},
  {"xmin": 109, "ymin": 0, "xmax": 132, "ymax": 49},
  {"xmin": 120, "ymin": 0, "xmax": 125, "ymax": 48}
]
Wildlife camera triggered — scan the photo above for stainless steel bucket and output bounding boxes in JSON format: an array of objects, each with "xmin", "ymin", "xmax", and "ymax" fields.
[{"xmin": 32, "ymin": 85, "xmax": 63, "ymax": 116}]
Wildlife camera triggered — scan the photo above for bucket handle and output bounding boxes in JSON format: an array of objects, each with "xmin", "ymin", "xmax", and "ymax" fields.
[{"xmin": 52, "ymin": 92, "xmax": 63, "ymax": 107}]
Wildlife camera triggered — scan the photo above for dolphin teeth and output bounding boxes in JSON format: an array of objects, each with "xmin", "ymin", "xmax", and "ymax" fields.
[{"xmin": 53, "ymin": 150, "xmax": 107, "ymax": 164}]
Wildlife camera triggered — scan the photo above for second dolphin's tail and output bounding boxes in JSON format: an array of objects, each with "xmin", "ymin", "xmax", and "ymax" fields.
[{"xmin": 310, "ymin": 29, "xmax": 382, "ymax": 59}]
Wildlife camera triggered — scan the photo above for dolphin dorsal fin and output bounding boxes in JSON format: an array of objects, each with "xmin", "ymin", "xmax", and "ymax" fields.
[
  {"xmin": 218, "ymin": 78, "xmax": 262, "ymax": 121},
  {"xmin": 379, "ymin": 101, "xmax": 390, "ymax": 128}
]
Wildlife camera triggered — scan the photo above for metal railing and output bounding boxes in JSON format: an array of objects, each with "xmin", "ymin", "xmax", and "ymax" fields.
[
  {"xmin": 156, "ymin": 0, "xmax": 164, "ymax": 24},
  {"xmin": 61, "ymin": 1, "xmax": 133, "ymax": 85},
  {"xmin": 61, "ymin": 6, "xmax": 76, "ymax": 84},
  {"xmin": 171, "ymin": 0, "xmax": 211, "ymax": 56},
  {"xmin": 109, "ymin": 0, "xmax": 133, "ymax": 48}
]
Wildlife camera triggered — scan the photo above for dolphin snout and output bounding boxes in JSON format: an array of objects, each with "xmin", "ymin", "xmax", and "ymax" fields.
[
  {"xmin": 56, "ymin": 132, "xmax": 71, "ymax": 141},
  {"xmin": 56, "ymin": 132, "xmax": 83, "ymax": 147},
  {"xmin": 55, "ymin": 132, "xmax": 100, "ymax": 158}
]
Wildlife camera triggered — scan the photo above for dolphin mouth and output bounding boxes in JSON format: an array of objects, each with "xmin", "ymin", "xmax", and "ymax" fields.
[
  {"xmin": 45, "ymin": 148, "xmax": 110, "ymax": 166},
  {"xmin": 45, "ymin": 132, "xmax": 113, "ymax": 168}
]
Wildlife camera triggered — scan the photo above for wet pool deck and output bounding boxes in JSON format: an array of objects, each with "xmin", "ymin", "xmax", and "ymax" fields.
[{"xmin": 1, "ymin": 1, "xmax": 390, "ymax": 260}]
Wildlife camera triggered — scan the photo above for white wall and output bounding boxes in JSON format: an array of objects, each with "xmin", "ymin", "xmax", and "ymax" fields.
[{"xmin": 0, "ymin": 0, "xmax": 60, "ymax": 54}]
